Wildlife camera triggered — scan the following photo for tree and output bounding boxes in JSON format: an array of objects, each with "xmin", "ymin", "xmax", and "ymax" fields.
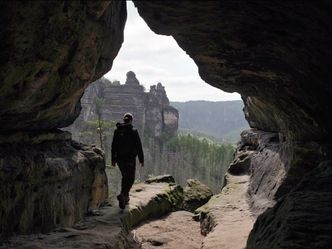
[{"xmin": 95, "ymin": 97, "xmax": 105, "ymax": 150}]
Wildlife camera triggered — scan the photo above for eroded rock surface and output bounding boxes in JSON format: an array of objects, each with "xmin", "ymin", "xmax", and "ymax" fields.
[
  {"xmin": 134, "ymin": 1, "xmax": 332, "ymax": 141},
  {"xmin": 1, "ymin": 181, "xmax": 183, "ymax": 249},
  {"xmin": 0, "ymin": 0, "xmax": 126, "ymax": 239},
  {"xmin": 0, "ymin": 131, "xmax": 108, "ymax": 238},
  {"xmin": 1, "ymin": 0, "xmax": 332, "ymax": 247},
  {"xmin": 132, "ymin": 211, "xmax": 203, "ymax": 249},
  {"xmin": 0, "ymin": 1, "xmax": 126, "ymax": 131},
  {"xmin": 232, "ymin": 129, "xmax": 287, "ymax": 216},
  {"xmin": 183, "ymin": 179, "xmax": 213, "ymax": 212},
  {"xmin": 247, "ymin": 160, "xmax": 332, "ymax": 249},
  {"xmin": 196, "ymin": 173, "xmax": 254, "ymax": 249}
]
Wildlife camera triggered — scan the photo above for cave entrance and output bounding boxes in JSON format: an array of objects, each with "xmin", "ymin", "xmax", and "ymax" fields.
[{"xmin": 67, "ymin": 1, "xmax": 248, "ymax": 197}]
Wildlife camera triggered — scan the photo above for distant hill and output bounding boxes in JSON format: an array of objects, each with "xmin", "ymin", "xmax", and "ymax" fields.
[{"xmin": 171, "ymin": 100, "xmax": 249, "ymax": 143}]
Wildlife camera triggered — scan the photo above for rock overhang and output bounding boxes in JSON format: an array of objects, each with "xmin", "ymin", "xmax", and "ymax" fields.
[
  {"xmin": 0, "ymin": 1, "xmax": 127, "ymax": 131},
  {"xmin": 133, "ymin": 1, "xmax": 332, "ymax": 142}
]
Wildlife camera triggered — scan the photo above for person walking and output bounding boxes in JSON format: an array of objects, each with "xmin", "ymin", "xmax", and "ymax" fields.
[{"xmin": 111, "ymin": 113, "xmax": 144, "ymax": 209}]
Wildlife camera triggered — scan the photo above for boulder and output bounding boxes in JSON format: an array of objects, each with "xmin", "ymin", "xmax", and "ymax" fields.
[{"xmin": 183, "ymin": 179, "xmax": 213, "ymax": 212}]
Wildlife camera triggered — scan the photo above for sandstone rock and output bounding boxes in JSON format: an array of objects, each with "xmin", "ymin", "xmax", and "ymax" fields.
[
  {"xmin": 125, "ymin": 71, "xmax": 140, "ymax": 85},
  {"xmin": 183, "ymin": 179, "xmax": 213, "ymax": 212},
  {"xmin": 123, "ymin": 182, "xmax": 184, "ymax": 230},
  {"xmin": 134, "ymin": 1, "xmax": 332, "ymax": 142},
  {"xmin": 196, "ymin": 173, "xmax": 254, "ymax": 249},
  {"xmin": 0, "ymin": 1, "xmax": 126, "ymax": 131},
  {"xmin": 247, "ymin": 160, "xmax": 332, "ymax": 249},
  {"xmin": 132, "ymin": 211, "xmax": 203, "ymax": 249},
  {"xmin": 0, "ymin": 131, "xmax": 108, "ymax": 238},
  {"xmin": 1, "ymin": 1, "xmax": 332, "ymax": 247},
  {"xmin": 67, "ymin": 73, "xmax": 179, "ymax": 140},
  {"xmin": 228, "ymin": 150, "xmax": 253, "ymax": 175},
  {"xmin": 145, "ymin": 175, "xmax": 175, "ymax": 184},
  {"xmin": 0, "ymin": 181, "xmax": 184, "ymax": 249},
  {"xmin": 233, "ymin": 129, "xmax": 287, "ymax": 216}
]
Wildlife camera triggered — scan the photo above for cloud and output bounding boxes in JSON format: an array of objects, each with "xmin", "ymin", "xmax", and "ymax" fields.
[{"xmin": 104, "ymin": 1, "xmax": 241, "ymax": 102}]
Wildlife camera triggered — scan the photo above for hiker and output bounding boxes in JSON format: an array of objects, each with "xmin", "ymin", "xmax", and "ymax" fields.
[{"xmin": 111, "ymin": 113, "xmax": 144, "ymax": 209}]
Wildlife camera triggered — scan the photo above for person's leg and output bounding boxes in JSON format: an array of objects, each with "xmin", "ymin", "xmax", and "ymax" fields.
[
  {"xmin": 117, "ymin": 161, "xmax": 127, "ymax": 209},
  {"xmin": 118, "ymin": 160, "xmax": 136, "ymax": 206},
  {"xmin": 121, "ymin": 160, "xmax": 136, "ymax": 197},
  {"xmin": 117, "ymin": 161, "xmax": 127, "ymax": 196}
]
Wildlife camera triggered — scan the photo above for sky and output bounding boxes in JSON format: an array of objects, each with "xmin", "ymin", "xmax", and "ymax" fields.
[{"xmin": 104, "ymin": 1, "xmax": 241, "ymax": 102}]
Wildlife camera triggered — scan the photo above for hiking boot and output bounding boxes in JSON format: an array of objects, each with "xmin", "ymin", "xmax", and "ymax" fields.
[{"xmin": 117, "ymin": 194, "xmax": 125, "ymax": 209}]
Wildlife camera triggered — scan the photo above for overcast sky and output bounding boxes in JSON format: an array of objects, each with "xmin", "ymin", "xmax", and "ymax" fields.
[{"xmin": 104, "ymin": 1, "xmax": 241, "ymax": 102}]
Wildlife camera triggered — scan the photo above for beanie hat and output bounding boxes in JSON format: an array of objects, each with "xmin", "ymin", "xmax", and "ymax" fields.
[{"xmin": 123, "ymin": 113, "xmax": 133, "ymax": 123}]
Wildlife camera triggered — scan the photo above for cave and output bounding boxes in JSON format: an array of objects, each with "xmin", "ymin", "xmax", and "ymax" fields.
[{"xmin": 0, "ymin": 1, "xmax": 331, "ymax": 248}]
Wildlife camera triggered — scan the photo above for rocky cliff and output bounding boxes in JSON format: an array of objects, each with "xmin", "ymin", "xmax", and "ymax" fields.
[
  {"xmin": 1, "ymin": 1, "xmax": 332, "ymax": 248},
  {"xmin": 65, "ymin": 72, "xmax": 179, "ymax": 199},
  {"xmin": 67, "ymin": 71, "xmax": 178, "ymax": 142}
]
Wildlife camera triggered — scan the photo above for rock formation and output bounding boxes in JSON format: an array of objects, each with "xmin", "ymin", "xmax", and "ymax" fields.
[
  {"xmin": 1, "ymin": 0, "xmax": 332, "ymax": 248},
  {"xmin": 65, "ymin": 73, "xmax": 179, "ymax": 203},
  {"xmin": 68, "ymin": 72, "xmax": 178, "ymax": 140},
  {"xmin": 196, "ymin": 170, "xmax": 254, "ymax": 249},
  {"xmin": 183, "ymin": 179, "xmax": 213, "ymax": 212},
  {"xmin": 0, "ymin": 1, "xmax": 126, "ymax": 238},
  {"xmin": 133, "ymin": 1, "xmax": 332, "ymax": 248},
  {"xmin": 0, "ymin": 1, "xmax": 126, "ymax": 131},
  {"xmin": 0, "ymin": 131, "xmax": 108, "ymax": 237},
  {"xmin": 1, "ymin": 178, "xmax": 184, "ymax": 249}
]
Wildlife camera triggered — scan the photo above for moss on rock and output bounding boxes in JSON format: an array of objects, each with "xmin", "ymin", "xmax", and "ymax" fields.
[{"xmin": 183, "ymin": 179, "xmax": 213, "ymax": 212}]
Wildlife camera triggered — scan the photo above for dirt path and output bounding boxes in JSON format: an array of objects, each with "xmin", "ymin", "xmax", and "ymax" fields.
[
  {"xmin": 0, "ymin": 182, "xmax": 182, "ymax": 249},
  {"xmin": 1, "ymin": 175, "xmax": 254, "ymax": 249},
  {"xmin": 132, "ymin": 211, "xmax": 203, "ymax": 249}
]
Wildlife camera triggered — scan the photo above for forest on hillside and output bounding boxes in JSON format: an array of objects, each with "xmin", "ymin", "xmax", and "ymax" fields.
[
  {"xmin": 68, "ymin": 118, "xmax": 235, "ymax": 194},
  {"xmin": 107, "ymin": 133, "xmax": 235, "ymax": 195},
  {"xmin": 171, "ymin": 100, "xmax": 249, "ymax": 143},
  {"xmin": 65, "ymin": 90, "xmax": 243, "ymax": 196}
]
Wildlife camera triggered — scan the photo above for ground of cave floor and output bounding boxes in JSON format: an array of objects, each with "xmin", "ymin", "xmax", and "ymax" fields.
[{"xmin": 1, "ymin": 174, "xmax": 254, "ymax": 249}]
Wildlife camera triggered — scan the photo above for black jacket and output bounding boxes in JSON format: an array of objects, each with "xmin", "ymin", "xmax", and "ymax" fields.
[{"xmin": 111, "ymin": 123, "xmax": 144, "ymax": 163}]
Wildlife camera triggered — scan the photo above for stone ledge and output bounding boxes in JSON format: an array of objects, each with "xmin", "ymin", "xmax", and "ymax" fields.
[
  {"xmin": 196, "ymin": 173, "xmax": 255, "ymax": 249},
  {"xmin": 0, "ymin": 130, "xmax": 72, "ymax": 144},
  {"xmin": 0, "ymin": 138, "xmax": 107, "ymax": 238},
  {"xmin": 1, "ymin": 182, "xmax": 183, "ymax": 249}
]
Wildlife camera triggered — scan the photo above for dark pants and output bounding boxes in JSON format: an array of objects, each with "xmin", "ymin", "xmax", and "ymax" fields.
[{"xmin": 118, "ymin": 160, "xmax": 136, "ymax": 197}]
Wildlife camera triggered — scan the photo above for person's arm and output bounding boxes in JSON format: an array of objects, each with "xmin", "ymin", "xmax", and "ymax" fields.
[
  {"xmin": 135, "ymin": 130, "xmax": 144, "ymax": 166},
  {"xmin": 111, "ymin": 130, "xmax": 118, "ymax": 166}
]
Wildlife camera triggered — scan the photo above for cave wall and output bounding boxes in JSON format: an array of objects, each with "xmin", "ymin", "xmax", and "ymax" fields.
[
  {"xmin": 0, "ymin": 0, "xmax": 126, "ymax": 238},
  {"xmin": 0, "ymin": 131, "xmax": 107, "ymax": 237},
  {"xmin": 133, "ymin": 1, "xmax": 332, "ymax": 248},
  {"xmin": 133, "ymin": 1, "xmax": 332, "ymax": 141},
  {"xmin": 1, "ymin": 0, "xmax": 332, "ymax": 246},
  {"xmin": 0, "ymin": 0, "xmax": 126, "ymax": 131}
]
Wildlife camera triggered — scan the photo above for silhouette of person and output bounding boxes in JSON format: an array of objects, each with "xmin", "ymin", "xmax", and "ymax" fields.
[{"xmin": 111, "ymin": 113, "xmax": 144, "ymax": 209}]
